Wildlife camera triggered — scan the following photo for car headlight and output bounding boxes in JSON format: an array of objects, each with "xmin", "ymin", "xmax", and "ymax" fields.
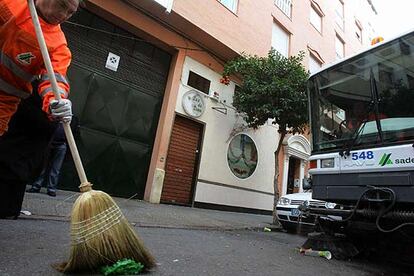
[
  {"xmin": 278, "ymin": 197, "xmax": 290, "ymax": 205},
  {"xmin": 325, "ymin": 202, "xmax": 337, "ymax": 209}
]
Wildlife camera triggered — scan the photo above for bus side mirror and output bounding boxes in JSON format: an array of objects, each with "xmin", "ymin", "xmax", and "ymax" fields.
[{"xmin": 302, "ymin": 177, "xmax": 312, "ymax": 190}]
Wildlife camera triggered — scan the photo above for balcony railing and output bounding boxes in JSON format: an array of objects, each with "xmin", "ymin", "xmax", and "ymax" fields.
[{"xmin": 275, "ymin": 0, "xmax": 292, "ymax": 18}]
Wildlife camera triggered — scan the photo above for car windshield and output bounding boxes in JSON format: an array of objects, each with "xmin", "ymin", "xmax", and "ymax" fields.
[{"xmin": 308, "ymin": 31, "xmax": 414, "ymax": 153}]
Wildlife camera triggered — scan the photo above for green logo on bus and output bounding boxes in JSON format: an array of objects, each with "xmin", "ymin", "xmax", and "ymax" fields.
[{"xmin": 379, "ymin": 153, "xmax": 393, "ymax": 166}]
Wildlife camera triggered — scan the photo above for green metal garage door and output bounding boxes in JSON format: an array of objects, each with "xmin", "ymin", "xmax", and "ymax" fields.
[{"xmin": 59, "ymin": 9, "xmax": 171, "ymax": 198}]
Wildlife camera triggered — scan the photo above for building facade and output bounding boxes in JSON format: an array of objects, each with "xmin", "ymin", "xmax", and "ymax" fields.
[{"xmin": 60, "ymin": 0, "xmax": 377, "ymax": 213}]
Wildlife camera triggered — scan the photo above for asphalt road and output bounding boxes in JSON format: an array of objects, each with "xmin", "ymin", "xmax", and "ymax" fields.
[{"xmin": 0, "ymin": 218, "xmax": 411, "ymax": 276}]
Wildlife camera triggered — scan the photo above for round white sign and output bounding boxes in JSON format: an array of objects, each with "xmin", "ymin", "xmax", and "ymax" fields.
[{"xmin": 182, "ymin": 90, "xmax": 205, "ymax": 117}]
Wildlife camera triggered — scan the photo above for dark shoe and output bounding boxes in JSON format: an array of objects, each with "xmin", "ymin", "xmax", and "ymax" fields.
[
  {"xmin": 26, "ymin": 187, "xmax": 40, "ymax": 193},
  {"xmin": 47, "ymin": 190, "xmax": 56, "ymax": 197},
  {"xmin": 0, "ymin": 216, "xmax": 18, "ymax": 220},
  {"xmin": 0, "ymin": 213, "xmax": 18, "ymax": 220}
]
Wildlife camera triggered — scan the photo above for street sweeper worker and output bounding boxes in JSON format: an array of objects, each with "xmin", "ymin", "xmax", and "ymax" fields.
[
  {"xmin": 0, "ymin": 0, "xmax": 78, "ymax": 135},
  {"xmin": 0, "ymin": 0, "xmax": 80, "ymax": 219}
]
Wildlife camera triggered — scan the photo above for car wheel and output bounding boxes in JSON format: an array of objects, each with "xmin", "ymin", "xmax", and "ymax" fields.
[{"xmin": 281, "ymin": 222, "xmax": 299, "ymax": 234}]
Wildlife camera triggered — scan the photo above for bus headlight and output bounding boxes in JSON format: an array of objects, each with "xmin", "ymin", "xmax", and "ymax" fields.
[{"xmin": 321, "ymin": 158, "xmax": 335, "ymax": 168}]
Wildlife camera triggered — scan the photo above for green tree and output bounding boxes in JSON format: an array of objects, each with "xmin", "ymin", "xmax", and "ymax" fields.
[{"xmin": 223, "ymin": 49, "xmax": 309, "ymax": 225}]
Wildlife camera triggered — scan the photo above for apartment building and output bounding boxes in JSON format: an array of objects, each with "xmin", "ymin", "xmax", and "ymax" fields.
[{"xmin": 59, "ymin": 0, "xmax": 377, "ymax": 213}]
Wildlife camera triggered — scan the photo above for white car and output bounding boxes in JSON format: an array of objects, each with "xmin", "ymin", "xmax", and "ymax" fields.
[{"xmin": 276, "ymin": 191, "xmax": 338, "ymax": 233}]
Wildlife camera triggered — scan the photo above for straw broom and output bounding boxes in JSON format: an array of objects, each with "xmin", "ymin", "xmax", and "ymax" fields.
[{"xmin": 27, "ymin": 0, "xmax": 156, "ymax": 272}]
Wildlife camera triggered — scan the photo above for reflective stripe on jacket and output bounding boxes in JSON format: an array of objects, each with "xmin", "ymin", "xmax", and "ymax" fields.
[{"xmin": 0, "ymin": 0, "xmax": 71, "ymax": 131}]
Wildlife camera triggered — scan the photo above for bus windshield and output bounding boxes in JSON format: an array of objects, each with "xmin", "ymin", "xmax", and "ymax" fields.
[{"xmin": 308, "ymin": 31, "xmax": 414, "ymax": 153}]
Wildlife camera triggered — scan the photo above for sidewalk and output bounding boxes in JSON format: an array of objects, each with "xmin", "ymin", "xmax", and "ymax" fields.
[{"xmin": 22, "ymin": 188, "xmax": 275, "ymax": 231}]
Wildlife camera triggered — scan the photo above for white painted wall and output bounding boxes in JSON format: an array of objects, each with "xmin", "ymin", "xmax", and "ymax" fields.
[
  {"xmin": 175, "ymin": 56, "xmax": 281, "ymax": 211},
  {"xmin": 195, "ymin": 181, "xmax": 273, "ymax": 211}
]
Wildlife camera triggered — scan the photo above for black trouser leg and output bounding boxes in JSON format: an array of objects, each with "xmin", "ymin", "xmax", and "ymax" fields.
[
  {"xmin": 0, "ymin": 179, "xmax": 26, "ymax": 219},
  {"xmin": 0, "ymin": 89, "xmax": 56, "ymax": 219}
]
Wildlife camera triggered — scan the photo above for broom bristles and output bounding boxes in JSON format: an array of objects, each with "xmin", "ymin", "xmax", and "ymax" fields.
[{"xmin": 57, "ymin": 190, "xmax": 156, "ymax": 273}]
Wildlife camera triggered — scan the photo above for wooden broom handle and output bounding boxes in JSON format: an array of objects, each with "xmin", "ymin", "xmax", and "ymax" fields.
[{"xmin": 28, "ymin": 0, "xmax": 91, "ymax": 191}]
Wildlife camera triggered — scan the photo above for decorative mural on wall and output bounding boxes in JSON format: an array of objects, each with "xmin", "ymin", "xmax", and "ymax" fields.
[{"xmin": 227, "ymin": 134, "xmax": 258, "ymax": 179}]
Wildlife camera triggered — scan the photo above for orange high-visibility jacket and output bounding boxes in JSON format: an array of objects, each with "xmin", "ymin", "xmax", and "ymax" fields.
[{"xmin": 0, "ymin": 0, "xmax": 71, "ymax": 135}]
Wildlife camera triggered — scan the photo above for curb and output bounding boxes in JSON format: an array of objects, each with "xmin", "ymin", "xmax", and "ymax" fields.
[{"xmin": 19, "ymin": 214, "xmax": 271, "ymax": 232}]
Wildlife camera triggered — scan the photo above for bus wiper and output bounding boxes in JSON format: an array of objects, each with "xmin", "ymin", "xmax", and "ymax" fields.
[
  {"xmin": 370, "ymin": 71, "xmax": 383, "ymax": 142},
  {"xmin": 339, "ymin": 119, "xmax": 368, "ymax": 157}
]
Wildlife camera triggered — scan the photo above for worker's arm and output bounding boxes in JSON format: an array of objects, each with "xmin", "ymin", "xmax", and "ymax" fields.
[
  {"xmin": 38, "ymin": 44, "xmax": 72, "ymax": 121},
  {"xmin": 0, "ymin": 0, "xmax": 13, "ymax": 26}
]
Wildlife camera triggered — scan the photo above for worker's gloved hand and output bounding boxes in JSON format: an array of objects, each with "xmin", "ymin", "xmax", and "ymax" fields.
[{"xmin": 49, "ymin": 99, "xmax": 72, "ymax": 123}]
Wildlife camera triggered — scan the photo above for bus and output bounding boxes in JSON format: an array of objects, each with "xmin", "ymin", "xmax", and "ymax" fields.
[{"xmin": 306, "ymin": 30, "xmax": 414, "ymax": 235}]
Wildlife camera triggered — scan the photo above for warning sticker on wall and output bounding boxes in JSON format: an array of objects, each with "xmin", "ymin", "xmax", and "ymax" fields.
[{"xmin": 105, "ymin": 52, "xmax": 120, "ymax": 72}]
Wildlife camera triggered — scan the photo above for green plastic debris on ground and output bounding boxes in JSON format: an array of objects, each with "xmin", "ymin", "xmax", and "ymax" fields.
[{"xmin": 101, "ymin": 259, "xmax": 144, "ymax": 275}]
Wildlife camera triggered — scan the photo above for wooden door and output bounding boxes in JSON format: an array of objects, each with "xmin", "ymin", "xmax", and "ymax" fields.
[{"xmin": 161, "ymin": 116, "xmax": 203, "ymax": 205}]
